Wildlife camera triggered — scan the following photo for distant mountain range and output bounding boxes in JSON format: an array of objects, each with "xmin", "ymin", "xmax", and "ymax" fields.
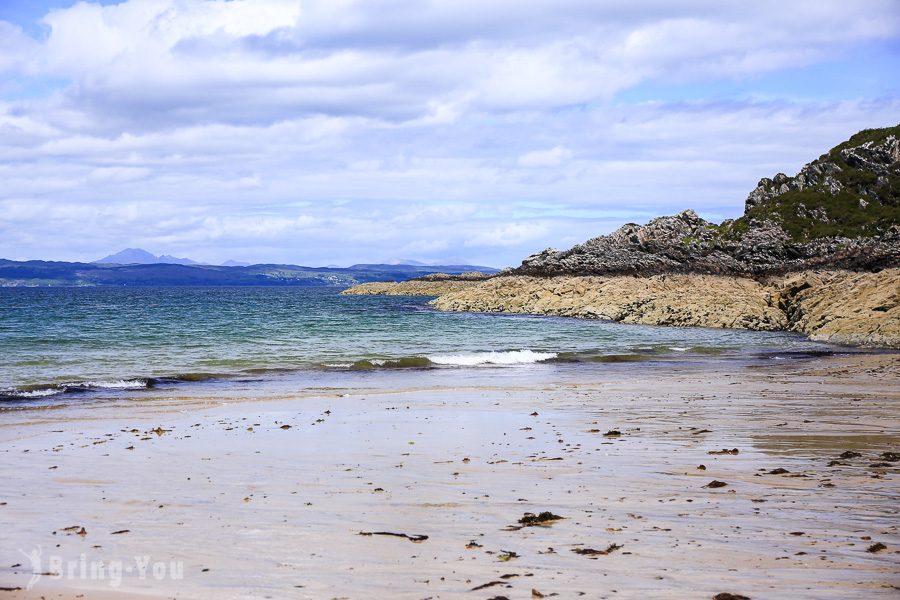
[
  {"xmin": 0, "ymin": 253, "xmax": 499, "ymax": 287},
  {"xmin": 91, "ymin": 248, "xmax": 460, "ymax": 270},
  {"xmin": 94, "ymin": 248, "xmax": 199, "ymax": 266}
]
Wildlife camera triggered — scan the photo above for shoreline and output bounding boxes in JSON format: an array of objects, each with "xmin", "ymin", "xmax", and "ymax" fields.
[
  {"xmin": 0, "ymin": 343, "xmax": 870, "ymax": 407},
  {"xmin": 1, "ymin": 353, "xmax": 898, "ymax": 598}
]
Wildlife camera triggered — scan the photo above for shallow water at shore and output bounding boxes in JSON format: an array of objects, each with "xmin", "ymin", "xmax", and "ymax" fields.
[{"xmin": 0, "ymin": 286, "xmax": 848, "ymax": 402}]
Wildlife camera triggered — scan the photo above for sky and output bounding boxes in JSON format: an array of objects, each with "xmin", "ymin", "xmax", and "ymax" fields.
[{"xmin": 1, "ymin": 1, "xmax": 899, "ymax": 267}]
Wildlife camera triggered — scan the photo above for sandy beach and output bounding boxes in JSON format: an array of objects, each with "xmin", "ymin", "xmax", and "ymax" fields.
[{"xmin": 0, "ymin": 354, "xmax": 897, "ymax": 599}]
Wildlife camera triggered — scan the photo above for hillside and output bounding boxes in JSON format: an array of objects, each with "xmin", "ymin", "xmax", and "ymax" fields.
[
  {"xmin": 513, "ymin": 125, "xmax": 900, "ymax": 277},
  {"xmin": 735, "ymin": 125, "xmax": 900, "ymax": 240},
  {"xmin": 0, "ymin": 260, "xmax": 498, "ymax": 287}
]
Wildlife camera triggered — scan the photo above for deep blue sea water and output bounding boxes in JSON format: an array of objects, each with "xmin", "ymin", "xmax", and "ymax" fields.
[{"xmin": 0, "ymin": 286, "xmax": 845, "ymax": 402}]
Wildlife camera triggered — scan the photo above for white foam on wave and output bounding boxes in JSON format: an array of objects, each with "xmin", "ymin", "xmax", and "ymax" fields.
[
  {"xmin": 669, "ymin": 347, "xmax": 689, "ymax": 352},
  {"xmin": 428, "ymin": 349, "xmax": 557, "ymax": 366},
  {"xmin": 3, "ymin": 388, "xmax": 63, "ymax": 398},
  {"xmin": 76, "ymin": 379, "xmax": 148, "ymax": 390},
  {"xmin": 2, "ymin": 379, "xmax": 148, "ymax": 399}
]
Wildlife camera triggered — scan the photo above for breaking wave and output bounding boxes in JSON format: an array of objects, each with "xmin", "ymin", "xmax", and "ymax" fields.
[
  {"xmin": 323, "ymin": 349, "xmax": 560, "ymax": 370},
  {"xmin": 428, "ymin": 349, "xmax": 558, "ymax": 366},
  {"xmin": 0, "ymin": 387, "xmax": 64, "ymax": 399},
  {"xmin": 75, "ymin": 379, "xmax": 149, "ymax": 390},
  {"xmin": 0, "ymin": 378, "xmax": 149, "ymax": 401}
]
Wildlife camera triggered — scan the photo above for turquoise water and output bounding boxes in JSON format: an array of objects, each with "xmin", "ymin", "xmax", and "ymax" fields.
[{"xmin": 0, "ymin": 286, "xmax": 842, "ymax": 400}]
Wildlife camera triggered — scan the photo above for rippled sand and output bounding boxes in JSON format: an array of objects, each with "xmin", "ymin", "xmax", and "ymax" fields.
[{"xmin": 0, "ymin": 354, "xmax": 898, "ymax": 599}]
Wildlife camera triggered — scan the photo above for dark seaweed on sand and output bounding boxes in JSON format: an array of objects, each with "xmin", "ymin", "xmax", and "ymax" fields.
[
  {"xmin": 518, "ymin": 511, "xmax": 564, "ymax": 526},
  {"xmin": 358, "ymin": 531, "xmax": 428, "ymax": 542},
  {"xmin": 572, "ymin": 543, "xmax": 622, "ymax": 556}
]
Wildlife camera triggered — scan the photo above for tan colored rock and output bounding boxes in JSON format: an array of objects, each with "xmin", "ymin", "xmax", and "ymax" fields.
[
  {"xmin": 431, "ymin": 274, "xmax": 788, "ymax": 331},
  {"xmin": 340, "ymin": 279, "xmax": 481, "ymax": 296},
  {"xmin": 772, "ymin": 269, "xmax": 900, "ymax": 347},
  {"xmin": 428, "ymin": 269, "xmax": 900, "ymax": 347},
  {"xmin": 343, "ymin": 269, "xmax": 899, "ymax": 347}
]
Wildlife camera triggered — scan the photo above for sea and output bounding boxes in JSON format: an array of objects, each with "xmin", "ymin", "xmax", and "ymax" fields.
[{"xmin": 0, "ymin": 286, "xmax": 851, "ymax": 407}]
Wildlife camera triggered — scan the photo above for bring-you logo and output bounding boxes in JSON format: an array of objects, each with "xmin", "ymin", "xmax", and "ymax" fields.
[{"xmin": 18, "ymin": 546, "xmax": 183, "ymax": 589}]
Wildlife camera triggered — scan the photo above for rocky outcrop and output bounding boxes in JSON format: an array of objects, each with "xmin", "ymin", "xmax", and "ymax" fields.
[
  {"xmin": 512, "ymin": 126, "xmax": 900, "ymax": 278},
  {"xmin": 341, "ymin": 271, "xmax": 491, "ymax": 295},
  {"xmin": 513, "ymin": 213, "xmax": 899, "ymax": 277},
  {"xmin": 345, "ymin": 269, "xmax": 900, "ymax": 346},
  {"xmin": 341, "ymin": 279, "xmax": 481, "ymax": 296},
  {"xmin": 431, "ymin": 273, "xmax": 787, "ymax": 330},
  {"xmin": 745, "ymin": 132, "xmax": 900, "ymax": 215},
  {"xmin": 411, "ymin": 271, "xmax": 492, "ymax": 281},
  {"xmin": 515, "ymin": 210, "xmax": 738, "ymax": 276},
  {"xmin": 430, "ymin": 269, "xmax": 900, "ymax": 347},
  {"xmin": 770, "ymin": 270, "xmax": 900, "ymax": 347}
]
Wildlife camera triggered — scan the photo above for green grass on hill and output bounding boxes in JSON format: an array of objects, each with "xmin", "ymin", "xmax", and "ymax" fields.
[{"xmin": 728, "ymin": 124, "xmax": 900, "ymax": 241}]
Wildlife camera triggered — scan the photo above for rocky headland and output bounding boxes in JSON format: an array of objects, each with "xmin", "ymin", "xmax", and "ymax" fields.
[
  {"xmin": 344, "ymin": 126, "xmax": 900, "ymax": 347},
  {"xmin": 512, "ymin": 126, "xmax": 899, "ymax": 277}
]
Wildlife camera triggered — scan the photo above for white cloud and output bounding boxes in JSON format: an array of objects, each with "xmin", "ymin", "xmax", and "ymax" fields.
[
  {"xmin": 0, "ymin": 1, "xmax": 898, "ymax": 265},
  {"xmin": 465, "ymin": 222, "xmax": 549, "ymax": 247},
  {"xmin": 0, "ymin": 21, "xmax": 38, "ymax": 74},
  {"xmin": 519, "ymin": 146, "xmax": 573, "ymax": 168},
  {"xmin": 87, "ymin": 166, "xmax": 151, "ymax": 182},
  {"xmin": 0, "ymin": 0, "xmax": 893, "ymax": 128}
]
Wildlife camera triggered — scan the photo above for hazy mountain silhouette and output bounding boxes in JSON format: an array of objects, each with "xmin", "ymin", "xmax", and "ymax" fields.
[{"xmin": 94, "ymin": 248, "xmax": 198, "ymax": 265}]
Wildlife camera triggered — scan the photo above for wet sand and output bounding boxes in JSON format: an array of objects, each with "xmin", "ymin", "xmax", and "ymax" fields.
[{"xmin": 0, "ymin": 355, "xmax": 898, "ymax": 599}]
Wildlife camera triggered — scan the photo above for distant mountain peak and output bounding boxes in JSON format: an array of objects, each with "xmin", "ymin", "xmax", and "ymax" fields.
[
  {"xmin": 94, "ymin": 248, "xmax": 198, "ymax": 266},
  {"xmin": 95, "ymin": 248, "xmax": 155, "ymax": 263}
]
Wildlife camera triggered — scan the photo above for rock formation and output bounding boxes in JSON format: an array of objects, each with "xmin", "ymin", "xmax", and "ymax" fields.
[
  {"xmin": 513, "ymin": 126, "xmax": 900, "ymax": 277},
  {"xmin": 343, "ymin": 126, "xmax": 900, "ymax": 347},
  {"xmin": 341, "ymin": 279, "xmax": 480, "ymax": 296},
  {"xmin": 430, "ymin": 270, "xmax": 900, "ymax": 347}
]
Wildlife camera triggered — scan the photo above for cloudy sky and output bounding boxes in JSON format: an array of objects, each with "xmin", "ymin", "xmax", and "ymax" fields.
[{"xmin": 1, "ymin": 1, "xmax": 899, "ymax": 267}]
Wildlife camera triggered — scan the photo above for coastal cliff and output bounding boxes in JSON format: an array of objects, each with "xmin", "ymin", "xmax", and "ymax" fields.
[{"xmin": 343, "ymin": 126, "xmax": 900, "ymax": 347}]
